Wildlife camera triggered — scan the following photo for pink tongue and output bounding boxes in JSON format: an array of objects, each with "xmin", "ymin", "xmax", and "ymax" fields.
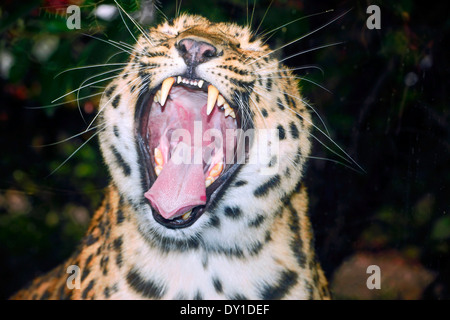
[{"xmin": 144, "ymin": 146, "xmax": 207, "ymax": 220}]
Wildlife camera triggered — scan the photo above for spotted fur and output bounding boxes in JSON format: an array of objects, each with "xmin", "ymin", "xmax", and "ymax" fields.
[{"xmin": 12, "ymin": 14, "xmax": 330, "ymax": 300}]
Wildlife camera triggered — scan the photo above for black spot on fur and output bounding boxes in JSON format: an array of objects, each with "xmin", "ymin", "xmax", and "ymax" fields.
[
  {"xmin": 116, "ymin": 252, "xmax": 123, "ymax": 268},
  {"xmin": 254, "ymin": 174, "xmax": 281, "ymax": 197},
  {"xmin": 260, "ymin": 270, "xmax": 298, "ymax": 300},
  {"xmin": 266, "ymin": 77, "xmax": 272, "ymax": 91},
  {"xmin": 113, "ymin": 236, "xmax": 123, "ymax": 251},
  {"xmin": 81, "ymin": 265, "xmax": 91, "ymax": 282},
  {"xmin": 82, "ymin": 279, "xmax": 95, "ymax": 299},
  {"xmin": 277, "ymin": 125, "xmax": 286, "ymax": 140},
  {"xmin": 248, "ymin": 214, "xmax": 265, "ymax": 228},
  {"xmin": 104, "ymin": 286, "xmax": 110, "ymax": 299},
  {"xmin": 105, "ymin": 85, "xmax": 117, "ymax": 98},
  {"xmin": 229, "ymin": 293, "xmax": 248, "ymax": 300},
  {"xmin": 84, "ymin": 234, "xmax": 98, "ymax": 246},
  {"xmin": 209, "ymin": 214, "xmax": 221, "ymax": 229},
  {"xmin": 111, "ymin": 146, "xmax": 131, "ymax": 176},
  {"xmin": 261, "ymin": 108, "xmax": 268, "ymax": 117},
  {"xmin": 287, "ymin": 203, "xmax": 307, "ymax": 268},
  {"xmin": 113, "ymin": 125, "xmax": 120, "ymax": 138},
  {"xmin": 193, "ymin": 291, "xmax": 203, "ymax": 300},
  {"xmin": 100, "ymin": 255, "xmax": 109, "ymax": 276},
  {"xmin": 249, "ymin": 241, "xmax": 264, "ymax": 256},
  {"xmin": 111, "ymin": 94, "xmax": 121, "ymax": 108},
  {"xmin": 117, "ymin": 208, "xmax": 125, "ymax": 224},
  {"xmin": 212, "ymin": 277, "xmax": 223, "ymax": 294},
  {"xmin": 290, "ymin": 122, "xmax": 299, "ymax": 139},
  {"xmin": 234, "ymin": 180, "xmax": 248, "ymax": 187},
  {"xmin": 224, "ymin": 206, "xmax": 242, "ymax": 219},
  {"xmin": 40, "ymin": 290, "xmax": 51, "ymax": 300},
  {"xmin": 126, "ymin": 268, "xmax": 166, "ymax": 299},
  {"xmin": 276, "ymin": 97, "xmax": 285, "ymax": 110}
]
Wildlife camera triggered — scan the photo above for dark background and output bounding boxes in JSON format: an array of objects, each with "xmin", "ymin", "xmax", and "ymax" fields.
[{"xmin": 1, "ymin": 0, "xmax": 449, "ymax": 299}]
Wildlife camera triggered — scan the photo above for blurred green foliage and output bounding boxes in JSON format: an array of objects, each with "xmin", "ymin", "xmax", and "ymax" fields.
[{"xmin": 1, "ymin": 0, "xmax": 449, "ymax": 299}]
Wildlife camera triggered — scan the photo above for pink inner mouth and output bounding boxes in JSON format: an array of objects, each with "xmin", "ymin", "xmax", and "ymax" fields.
[{"xmin": 144, "ymin": 85, "xmax": 236, "ymax": 220}]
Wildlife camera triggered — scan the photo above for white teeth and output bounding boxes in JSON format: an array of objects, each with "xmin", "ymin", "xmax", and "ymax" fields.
[
  {"xmin": 205, "ymin": 177, "xmax": 214, "ymax": 188},
  {"xmin": 157, "ymin": 78, "xmax": 235, "ymax": 119},
  {"xmin": 154, "ymin": 89, "xmax": 161, "ymax": 104},
  {"xmin": 222, "ymin": 102, "xmax": 235, "ymax": 118},
  {"xmin": 217, "ymin": 94, "xmax": 225, "ymax": 107},
  {"xmin": 181, "ymin": 210, "xmax": 192, "ymax": 221},
  {"xmin": 154, "ymin": 147, "xmax": 164, "ymax": 166},
  {"xmin": 155, "ymin": 165, "xmax": 163, "ymax": 176},
  {"xmin": 160, "ymin": 77, "xmax": 175, "ymax": 106},
  {"xmin": 207, "ymin": 84, "xmax": 219, "ymax": 116}
]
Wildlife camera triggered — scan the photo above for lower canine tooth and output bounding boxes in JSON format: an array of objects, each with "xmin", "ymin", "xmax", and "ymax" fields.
[
  {"xmin": 182, "ymin": 210, "xmax": 192, "ymax": 220},
  {"xmin": 205, "ymin": 177, "xmax": 214, "ymax": 188},
  {"xmin": 154, "ymin": 147, "xmax": 164, "ymax": 166},
  {"xmin": 230, "ymin": 110, "xmax": 236, "ymax": 119},
  {"xmin": 209, "ymin": 162, "xmax": 223, "ymax": 178}
]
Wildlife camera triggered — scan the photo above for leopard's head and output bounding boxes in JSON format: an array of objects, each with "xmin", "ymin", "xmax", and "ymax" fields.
[{"xmin": 98, "ymin": 14, "xmax": 312, "ymax": 249}]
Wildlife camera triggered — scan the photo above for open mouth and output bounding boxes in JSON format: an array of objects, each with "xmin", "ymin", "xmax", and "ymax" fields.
[{"xmin": 136, "ymin": 76, "xmax": 248, "ymax": 229}]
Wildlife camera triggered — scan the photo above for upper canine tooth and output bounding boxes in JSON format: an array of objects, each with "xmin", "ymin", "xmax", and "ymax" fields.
[
  {"xmin": 207, "ymin": 85, "xmax": 219, "ymax": 116},
  {"xmin": 160, "ymin": 77, "xmax": 175, "ymax": 106},
  {"xmin": 198, "ymin": 80, "xmax": 204, "ymax": 88},
  {"xmin": 154, "ymin": 89, "xmax": 161, "ymax": 104},
  {"xmin": 217, "ymin": 94, "xmax": 225, "ymax": 107}
]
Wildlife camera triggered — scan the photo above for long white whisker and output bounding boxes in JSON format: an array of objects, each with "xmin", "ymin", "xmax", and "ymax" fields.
[
  {"xmin": 259, "ymin": 9, "xmax": 334, "ymax": 40},
  {"xmin": 259, "ymin": 42, "xmax": 345, "ymax": 71},
  {"xmin": 47, "ymin": 124, "xmax": 107, "ymax": 177},
  {"xmin": 258, "ymin": 75, "xmax": 332, "ymax": 94},
  {"xmin": 86, "ymin": 73, "xmax": 146, "ymax": 131},
  {"xmin": 255, "ymin": 65, "xmax": 325, "ymax": 76},
  {"xmin": 116, "ymin": 6, "xmax": 146, "ymax": 54},
  {"xmin": 51, "ymin": 66, "xmax": 148, "ymax": 104},
  {"xmin": 36, "ymin": 122, "xmax": 106, "ymax": 147},
  {"xmin": 26, "ymin": 92, "xmax": 102, "ymax": 110},
  {"xmin": 54, "ymin": 63, "xmax": 130, "ymax": 78},
  {"xmin": 253, "ymin": 0, "xmax": 273, "ymax": 37},
  {"xmin": 252, "ymin": 86, "xmax": 364, "ymax": 172},
  {"xmin": 247, "ymin": 9, "xmax": 351, "ymax": 65},
  {"xmin": 253, "ymin": 83, "xmax": 330, "ymax": 136},
  {"xmin": 81, "ymin": 33, "xmax": 134, "ymax": 55},
  {"xmin": 113, "ymin": 0, "xmax": 155, "ymax": 47}
]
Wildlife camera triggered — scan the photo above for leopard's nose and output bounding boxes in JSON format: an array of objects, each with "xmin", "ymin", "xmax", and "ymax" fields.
[{"xmin": 176, "ymin": 38, "xmax": 218, "ymax": 66}]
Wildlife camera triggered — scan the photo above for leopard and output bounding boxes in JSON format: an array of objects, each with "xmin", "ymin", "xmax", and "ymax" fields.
[{"xmin": 11, "ymin": 13, "xmax": 330, "ymax": 300}]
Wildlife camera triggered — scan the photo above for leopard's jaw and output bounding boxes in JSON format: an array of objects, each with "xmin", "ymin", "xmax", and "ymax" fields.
[{"xmin": 12, "ymin": 13, "xmax": 330, "ymax": 300}]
